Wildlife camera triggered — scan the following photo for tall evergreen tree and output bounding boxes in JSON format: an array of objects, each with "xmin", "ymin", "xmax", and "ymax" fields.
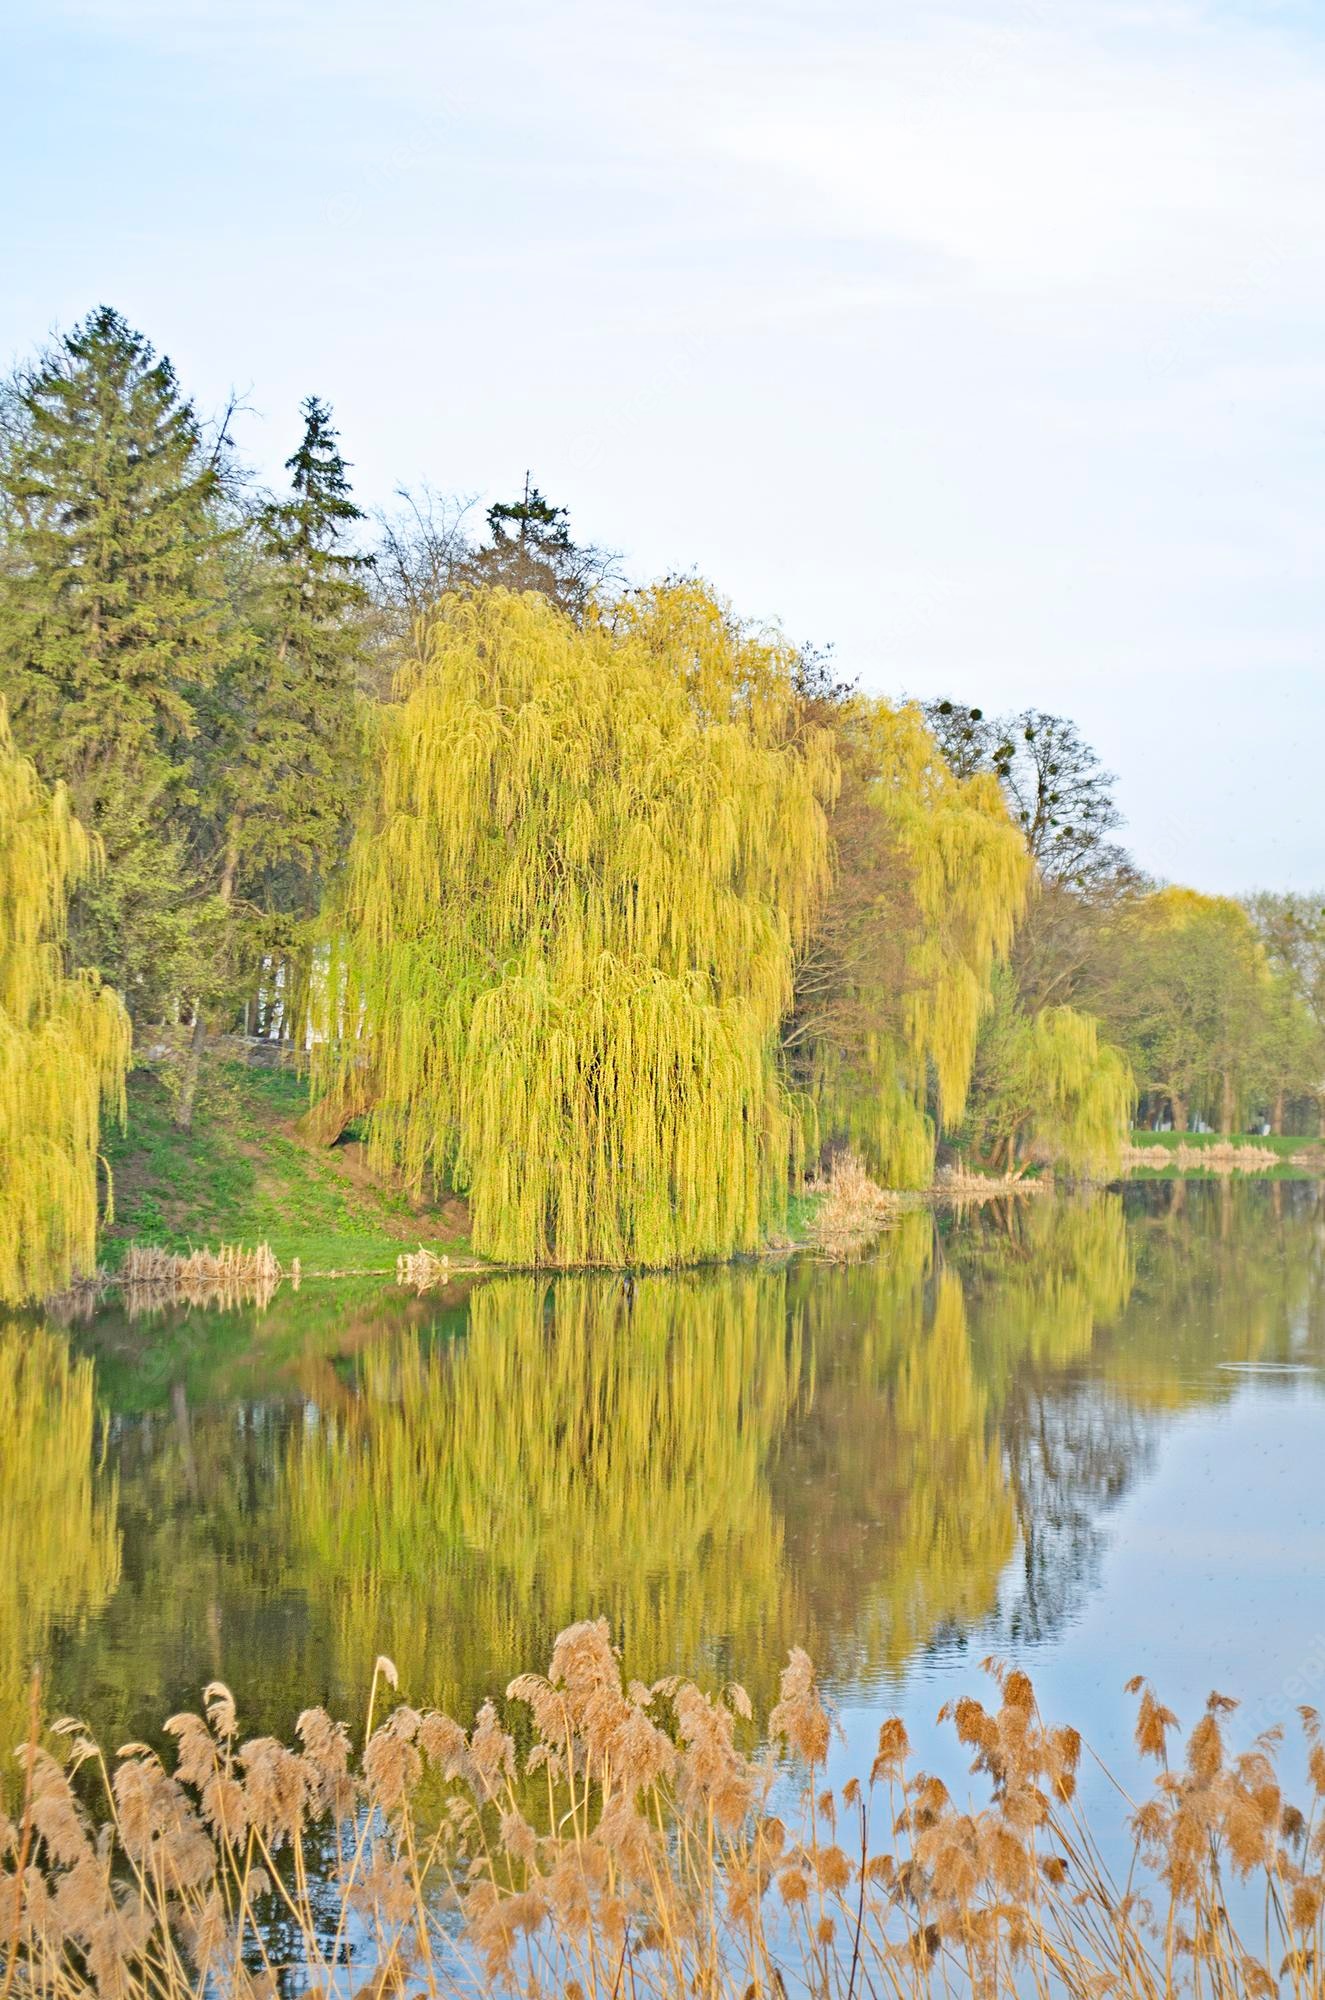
[
  {"xmin": 0, "ymin": 307, "xmax": 236, "ymax": 1015},
  {"xmin": 466, "ymin": 474, "xmax": 618, "ymax": 614},
  {"xmin": 208, "ymin": 395, "xmax": 367, "ymax": 911},
  {"xmin": 175, "ymin": 397, "xmax": 369, "ymax": 1126}
]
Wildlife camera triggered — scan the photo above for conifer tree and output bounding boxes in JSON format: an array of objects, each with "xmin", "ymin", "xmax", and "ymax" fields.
[
  {"xmin": 0, "ymin": 307, "xmax": 235, "ymax": 1016},
  {"xmin": 175, "ymin": 397, "xmax": 370, "ymax": 1126},
  {"xmin": 465, "ymin": 474, "xmax": 619, "ymax": 615}
]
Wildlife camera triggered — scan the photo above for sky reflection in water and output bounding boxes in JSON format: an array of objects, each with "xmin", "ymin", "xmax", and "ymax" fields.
[{"xmin": 4, "ymin": 1178, "xmax": 1321, "ymax": 1806}]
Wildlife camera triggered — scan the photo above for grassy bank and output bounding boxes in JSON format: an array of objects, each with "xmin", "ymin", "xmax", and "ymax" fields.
[
  {"xmin": 94, "ymin": 1059, "xmax": 849, "ymax": 1280},
  {"xmin": 101, "ymin": 1058, "xmax": 477, "ymax": 1274},
  {"xmin": 1128, "ymin": 1128, "xmax": 1322, "ymax": 1159},
  {"xmin": 1125, "ymin": 1129, "xmax": 1325, "ymax": 1181}
]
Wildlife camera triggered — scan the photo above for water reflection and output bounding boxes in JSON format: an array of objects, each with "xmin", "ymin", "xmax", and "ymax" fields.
[
  {"xmin": 0, "ymin": 1325, "xmax": 119, "ymax": 1784},
  {"xmin": 7, "ymin": 1180, "xmax": 1323, "ymax": 1759}
]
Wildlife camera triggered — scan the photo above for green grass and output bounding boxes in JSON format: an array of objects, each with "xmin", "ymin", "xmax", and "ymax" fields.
[
  {"xmin": 1128, "ymin": 1129, "xmax": 1321, "ymax": 1156},
  {"xmin": 782, "ymin": 1188, "xmax": 826, "ymax": 1247},
  {"xmin": 100, "ymin": 1058, "xmax": 477, "ymax": 1274}
]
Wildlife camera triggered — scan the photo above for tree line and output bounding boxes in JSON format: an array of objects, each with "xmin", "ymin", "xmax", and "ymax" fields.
[{"xmin": 0, "ymin": 307, "xmax": 1320, "ymax": 1286}]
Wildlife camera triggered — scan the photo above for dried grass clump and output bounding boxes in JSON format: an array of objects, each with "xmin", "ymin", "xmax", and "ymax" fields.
[
  {"xmin": 396, "ymin": 1245, "xmax": 451, "ymax": 1293},
  {"xmin": 1121, "ymin": 1142, "xmax": 1280, "ymax": 1175},
  {"xmin": 934, "ymin": 1164, "xmax": 1050, "ymax": 1199},
  {"xmin": 5, "ymin": 1625, "xmax": 1323, "ymax": 2000},
  {"xmin": 117, "ymin": 1241, "xmax": 282, "ymax": 1313},
  {"xmin": 807, "ymin": 1149, "xmax": 900, "ymax": 1259}
]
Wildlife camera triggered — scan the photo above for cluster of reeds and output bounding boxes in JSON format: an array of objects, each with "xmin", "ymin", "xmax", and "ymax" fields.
[
  {"xmin": 1120, "ymin": 1143, "xmax": 1280, "ymax": 1176},
  {"xmin": 115, "ymin": 1242, "xmax": 284, "ymax": 1313},
  {"xmin": 808, "ymin": 1150, "xmax": 900, "ymax": 1259},
  {"xmin": 5, "ymin": 1621, "xmax": 1322, "ymax": 2000},
  {"xmin": 395, "ymin": 1245, "xmax": 451, "ymax": 1294},
  {"xmin": 933, "ymin": 1164, "xmax": 1049, "ymax": 1198}
]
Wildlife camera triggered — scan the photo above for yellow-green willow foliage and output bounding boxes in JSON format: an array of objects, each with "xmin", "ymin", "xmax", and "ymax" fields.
[
  {"xmin": 1023, "ymin": 1006, "xmax": 1134, "ymax": 1174},
  {"xmin": 951, "ymin": 1192, "xmax": 1135, "ymax": 1391},
  {"xmin": 808, "ymin": 701, "xmax": 1030, "ymax": 1187},
  {"xmin": 314, "ymin": 586, "xmax": 836, "ymax": 1265},
  {"xmin": 781, "ymin": 1221, "xmax": 1017, "ymax": 1676},
  {"xmin": 0, "ymin": 707, "xmax": 130, "ymax": 1301},
  {"xmin": 284, "ymin": 1270, "xmax": 804, "ymax": 1716},
  {"xmin": 1099, "ymin": 1180, "xmax": 1316, "ymax": 1409},
  {"xmin": 0, "ymin": 1325, "xmax": 120, "ymax": 1792},
  {"xmin": 961, "ymin": 971, "xmax": 1134, "ymax": 1177}
]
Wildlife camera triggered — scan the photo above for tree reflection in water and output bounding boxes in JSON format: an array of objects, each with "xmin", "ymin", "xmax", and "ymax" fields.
[{"xmin": 10, "ymin": 1179, "xmax": 1324, "ymax": 1749}]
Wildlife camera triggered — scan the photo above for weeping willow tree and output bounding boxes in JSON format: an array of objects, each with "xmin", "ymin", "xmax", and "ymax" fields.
[
  {"xmin": 960, "ymin": 967, "xmax": 1135, "ymax": 1176},
  {"xmin": 791, "ymin": 699, "xmax": 1031, "ymax": 1187},
  {"xmin": 313, "ymin": 585, "xmax": 836, "ymax": 1265},
  {"xmin": 0, "ymin": 1325, "xmax": 121, "ymax": 1794},
  {"xmin": 0, "ymin": 706, "xmax": 131, "ymax": 1301}
]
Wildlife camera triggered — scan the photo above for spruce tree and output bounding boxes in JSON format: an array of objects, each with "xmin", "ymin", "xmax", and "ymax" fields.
[
  {"xmin": 0, "ymin": 307, "xmax": 235, "ymax": 1016},
  {"xmin": 175, "ymin": 397, "xmax": 368, "ymax": 1123},
  {"xmin": 207, "ymin": 396, "xmax": 366, "ymax": 908},
  {"xmin": 466, "ymin": 474, "xmax": 618, "ymax": 614}
]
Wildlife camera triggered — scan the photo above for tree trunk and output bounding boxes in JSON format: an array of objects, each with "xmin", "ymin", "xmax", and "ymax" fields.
[
  {"xmin": 1220, "ymin": 1068, "xmax": 1235, "ymax": 1137},
  {"xmin": 1170, "ymin": 1093, "xmax": 1187, "ymax": 1133},
  {"xmin": 173, "ymin": 1011, "xmax": 207, "ymax": 1133},
  {"xmin": 1272, "ymin": 1089, "xmax": 1285, "ymax": 1137},
  {"xmin": 173, "ymin": 822, "xmax": 241, "ymax": 1134}
]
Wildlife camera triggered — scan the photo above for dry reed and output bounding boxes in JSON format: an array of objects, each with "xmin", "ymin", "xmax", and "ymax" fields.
[
  {"xmin": 1120, "ymin": 1143, "xmax": 1281, "ymax": 1175},
  {"xmin": 5, "ymin": 1621, "xmax": 1320, "ymax": 2000},
  {"xmin": 116, "ymin": 1241, "xmax": 283, "ymax": 1313},
  {"xmin": 807, "ymin": 1150, "xmax": 900, "ymax": 1259},
  {"xmin": 396, "ymin": 1245, "xmax": 451, "ymax": 1293},
  {"xmin": 933, "ymin": 1165, "xmax": 1050, "ymax": 1199}
]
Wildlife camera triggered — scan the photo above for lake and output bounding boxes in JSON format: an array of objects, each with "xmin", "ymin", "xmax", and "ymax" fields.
[{"xmin": 5, "ymin": 1178, "xmax": 1323, "ymax": 1801}]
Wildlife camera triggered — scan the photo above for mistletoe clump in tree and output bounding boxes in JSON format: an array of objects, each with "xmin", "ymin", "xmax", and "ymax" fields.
[{"xmin": 313, "ymin": 582, "xmax": 837, "ymax": 1266}]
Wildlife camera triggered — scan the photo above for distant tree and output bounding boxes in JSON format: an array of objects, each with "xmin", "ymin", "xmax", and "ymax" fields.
[
  {"xmin": 465, "ymin": 474, "xmax": 620, "ymax": 615},
  {"xmin": 922, "ymin": 697, "xmax": 1145, "ymax": 1022},
  {"xmin": 0, "ymin": 307, "xmax": 237, "ymax": 1016},
  {"xmin": 371, "ymin": 485, "xmax": 477, "ymax": 677},
  {"xmin": 956, "ymin": 967, "xmax": 1133, "ymax": 1175},
  {"xmin": 1093, "ymin": 889, "xmax": 1272, "ymax": 1133},
  {"xmin": 784, "ymin": 698, "xmax": 1034, "ymax": 1187},
  {"xmin": 921, "ymin": 700, "xmax": 1132, "ymax": 891},
  {"xmin": 1245, "ymin": 891, "xmax": 1325, "ymax": 1132}
]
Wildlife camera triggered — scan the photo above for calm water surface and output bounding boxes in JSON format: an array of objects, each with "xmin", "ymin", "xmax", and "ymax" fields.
[{"xmin": 5, "ymin": 1179, "xmax": 1323, "ymax": 1793}]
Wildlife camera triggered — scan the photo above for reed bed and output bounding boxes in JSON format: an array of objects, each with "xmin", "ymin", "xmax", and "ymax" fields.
[
  {"xmin": 115, "ymin": 1242, "xmax": 283, "ymax": 1313},
  {"xmin": 807, "ymin": 1151, "xmax": 900, "ymax": 1259},
  {"xmin": 1119, "ymin": 1144, "xmax": 1280, "ymax": 1175},
  {"xmin": 4, "ymin": 1621, "xmax": 1323, "ymax": 2000},
  {"xmin": 396, "ymin": 1246, "xmax": 452, "ymax": 1294},
  {"xmin": 933, "ymin": 1165, "xmax": 1050, "ymax": 1199}
]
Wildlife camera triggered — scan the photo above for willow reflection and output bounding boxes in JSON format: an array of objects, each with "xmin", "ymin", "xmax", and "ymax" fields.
[
  {"xmin": 0, "ymin": 1325, "xmax": 119, "ymax": 1790},
  {"xmin": 282, "ymin": 1194, "xmax": 1148, "ymax": 1710}
]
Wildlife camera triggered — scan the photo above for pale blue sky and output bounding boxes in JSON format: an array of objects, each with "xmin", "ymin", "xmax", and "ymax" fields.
[{"xmin": 5, "ymin": 0, "xmax": 1324, "ymax": 891}]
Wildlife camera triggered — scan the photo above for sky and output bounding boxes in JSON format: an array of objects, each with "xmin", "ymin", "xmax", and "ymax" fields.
[{"xmin": 5, "ymin": 0, "xmax": 1324, "ymax": 892}]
